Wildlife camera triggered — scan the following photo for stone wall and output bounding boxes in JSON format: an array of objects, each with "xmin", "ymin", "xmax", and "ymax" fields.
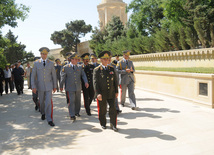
[{"xmin": 128, "ymin": 48, "xmax": 214, "ymax": 68}]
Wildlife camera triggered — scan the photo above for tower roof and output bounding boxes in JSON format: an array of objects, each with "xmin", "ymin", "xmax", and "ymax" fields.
[{"xmin": 101, "ymin": 0, "xmax": 123, "ymax": 3}]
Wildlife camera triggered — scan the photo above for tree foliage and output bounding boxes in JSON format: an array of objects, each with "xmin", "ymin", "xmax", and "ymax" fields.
[
  {"xmin": 3, "ymin": 30, "xmax": 34, "ymax": 65},
  {"xmin": 51, "ymin": 20, "xmax": 92, "ymax": 57}
]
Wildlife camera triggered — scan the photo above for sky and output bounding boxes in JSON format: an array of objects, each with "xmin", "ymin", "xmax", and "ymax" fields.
[{"xmin": 2, "ymin": 0, "xmax": 133, "ymax": 56}]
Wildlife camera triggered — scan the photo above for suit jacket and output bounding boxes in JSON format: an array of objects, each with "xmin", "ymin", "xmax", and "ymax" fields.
[
  {"xmin": 93, "ymin": 65, "xmax": 118, "ymax": 99},
  {"xmin": 60, "ymin": 64, "xmax": 88, "ymax": 91},
  {"xmin": 31, "ymin": 59, "xmax": 57, "ymax": 91},
  {"xmin": 117, "ymin": 59, "xmax": 135, "ymax": 85}
]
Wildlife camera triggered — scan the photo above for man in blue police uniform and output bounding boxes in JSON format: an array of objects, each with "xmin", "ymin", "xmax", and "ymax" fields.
[
  {"xmin": 117, "ymin": 50, "xmax": 137, "ymax": 110},
  {"xmin": 93, "ymin": 51, "xmax": 118, "ymax": 131},
  {"xmin": 90, "ymin": 53, "xmax": 100, "ymax": 67},
  {"xmin": 60, "ymin": 53, "xmax": 89, "ymax": 120},
  {"xmin": 81, "ymin": 53, "xmax": 95, "ymax": 116},
  {"xmin": 31, "ymin": 47, "xmax": 57, "ymax": 127}
]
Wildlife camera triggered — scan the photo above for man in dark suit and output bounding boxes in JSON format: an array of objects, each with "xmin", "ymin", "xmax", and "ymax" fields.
[
  {"xmin": 0, "ymin": 67, "xmax": 4, "ymax": 96},
  {"xmin": 12, "ymin": 63, "xmax": 24, "ymax": 95},
  {"xmin": 81, "ymin": 53, "xmax": 95, "ymax": 116},
  {"xmin": 54, "ymin": 58, "xmax": 62, "ymax": 92},
  {"xmin": 93, "ymin": 51, "xmax": 118, "ymax": 132}
]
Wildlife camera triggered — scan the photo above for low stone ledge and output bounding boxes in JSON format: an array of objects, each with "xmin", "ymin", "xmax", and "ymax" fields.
[{"xmin": 134, "ymin": 71, "xmax": 214, "ymax": 108}]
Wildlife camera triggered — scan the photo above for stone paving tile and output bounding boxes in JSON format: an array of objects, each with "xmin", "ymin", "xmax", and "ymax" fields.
[{"xmin": 0, "ymin": 82, "xmax": 214, "ymax": 154}]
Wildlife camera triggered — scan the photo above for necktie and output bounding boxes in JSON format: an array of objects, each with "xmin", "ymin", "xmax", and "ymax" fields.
[
  {"xmin": 73, "ymin": 65, "xmax": 75, "ymax": 70},
  {"xmin": 43, "ymin": 61, "xmax": 45, "ymax": 67},
  {"xmin": 126, "ymin": 60, "xmax": 128, "ymax": 65}
]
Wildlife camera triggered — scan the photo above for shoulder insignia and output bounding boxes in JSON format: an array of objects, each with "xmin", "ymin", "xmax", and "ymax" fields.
[
  {"xmin": 38, "ymin": 60, "xmax": 41, "ymax": 63},
  {"xmin": 68, "ymin": 64, "xmax": 71, "ymax": 67}
]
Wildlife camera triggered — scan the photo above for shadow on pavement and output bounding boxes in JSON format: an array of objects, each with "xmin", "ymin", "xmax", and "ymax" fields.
[{"xmin": 119, "ymin": 128, "xmax": 177, "ymax": 140}]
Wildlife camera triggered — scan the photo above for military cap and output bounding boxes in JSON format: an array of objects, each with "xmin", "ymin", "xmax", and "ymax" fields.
[
  {"xmin": 17, "ymin": 60, "xmax": 21, "ymax": 63},
  {"xmin": 90, "ymin": 53, "xmax": 98, "ymax": 59},
  {"xmin": 55, "ymin": 58, "xmax": 60, "ymax": 62},
  {"xmin": 123, "ymin": 50, "xmax": 131, "ymax": 56},
  {"xmin": 70, "ymin": 53, "xmax": 80, "ymax": 59},
  {"xmin": 98, "ymin": 51, "xmax": 111, "ymax": 59},
  {"xmin": 66, "ymin": 52, "xmax": 72, "ymax": 56},
  {"xmin": 81, "ymin": 53, "xmax": 90, "ymax": 60},
  {"xmin": 114, "ymin": 54, "xmax": 119, "ymax": 57},
  {"xmin": 6, "ymin": 64, "xmax": 10, "ymax": 67},
  {"xmin": 39, "ymin": 47, "xmax": 50, "ymax": 54}
]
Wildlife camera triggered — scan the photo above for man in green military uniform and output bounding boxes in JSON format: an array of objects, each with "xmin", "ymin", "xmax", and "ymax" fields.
[{"xmin": 93, "ymin": 51, "xmax": 118, "ymax": 132}]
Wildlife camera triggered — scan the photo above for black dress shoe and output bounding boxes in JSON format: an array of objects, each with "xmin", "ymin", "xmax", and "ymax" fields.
[
  {"xmin": 35, "ymin": 105, "xmax": 38, "ymax": 111},
  {"xmin": 48, "ymin": 121, "xmax": 55, "ymax": 127},
  {"xmin": 41, "ymin": 114, "xmax": 45, "ymax": 120},
  {"xmin": 110, "ymin": 124, "xmax": 118, "ymax": 132},
  {"xmin": 70, "ymin": 116, "xmax": 76, "ymax": 121},
  {"xmin": 121, "ymin": 103, "xmax": 124, "ymax": 107},
  {"xmin": 117, "ymin": 110, "xmax": 122, "ymax": 114},
  {"xmin": 87, "ymin": 112, "xmax": 92, "ymax": 116},
  {"xmin": 75, "ymin": 113, "xmax": 80, "ymax": 117},
  {"xmin": 101, "ymin": 126, "xmax": 106, "ymax": 129}
]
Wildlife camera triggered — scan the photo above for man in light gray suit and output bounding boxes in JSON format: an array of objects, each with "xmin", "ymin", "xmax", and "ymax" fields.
[
  {"xmin": 31, "ymin": 47, "xmax": 57, "ymax": 127},
  {"xmin": 117, "ymin": 50, "xmax": 137, "ymax": 110},
  {"xmin": 60, "ymin": 53, "xmax": 89, "ymax": 121}
]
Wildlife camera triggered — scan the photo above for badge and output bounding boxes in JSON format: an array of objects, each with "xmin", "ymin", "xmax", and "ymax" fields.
[{"xmin": 109, "ymin": 71, "xmax": 114, "ymax": 74}]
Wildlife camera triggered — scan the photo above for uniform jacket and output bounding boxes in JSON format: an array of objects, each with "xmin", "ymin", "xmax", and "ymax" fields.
[
  {"xmin": 92, "ymin": 62, "xmax": 100, "ymax": 67},
  {"xmin": 117, "ymin": 59, "xmax": 135, "ymax": 85},
  {"xmin": 60, "ymin": 64, "xmax": 88, "ymax": 91},
  {"xmin": 93, "ymin": 65, "xmax": 118, "ymax": 99},
  {"xmin": 55, "ymin": 65, "xmax": 62, "ymax": 79},
  {"xmin": 31, "ymin": 59, "xmax": 57, "ymax": 91},
  {"xmin": 81, "ymin": 64, "xmax": 95, "ymax": 88}
]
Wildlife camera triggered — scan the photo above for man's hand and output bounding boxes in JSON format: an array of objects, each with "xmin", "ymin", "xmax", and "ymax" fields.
[
  {"xmin": 60, "ymin": 88, "xmax": 63, "ymax": 92},
  {"xmin": 85, "ymin": 83, "xmax": 89, "ymax": 88},
  {"xmin": 32, "ymin": 88, "xmax": 37, "ymax": 94},
  {"xmin": 97, "ymin": 94, "xmax": 102, "ymax": 101},
  {"xmin": 130, "ymin": 67, "xmax": 133, "ymax": 72},
  {"xmin": 53, "ymin": 88, "xmax": 56, "ymax": 93},
  {"xmin": 115, "ymin": 93, "xmax": 118, "ymax": 98},
  {"xmin": 126, "ymin": 68, "xmax": 131, "ymax": 73}
]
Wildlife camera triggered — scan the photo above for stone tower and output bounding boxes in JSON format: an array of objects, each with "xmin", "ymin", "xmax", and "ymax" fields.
[{"xmin": 97, "ymin": 0, "xmax": 127, "ymax": 29}]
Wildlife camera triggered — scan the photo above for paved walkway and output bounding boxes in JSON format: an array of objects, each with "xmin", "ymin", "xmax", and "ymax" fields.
[{"xmin": 1, "ymin": 82, "xmax": 214, "ymax": 155}]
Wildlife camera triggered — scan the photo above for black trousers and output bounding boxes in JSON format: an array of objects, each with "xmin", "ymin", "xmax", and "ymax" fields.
[
  {"xmin": 5, "ymin": 78, "xmax": 12, "ymax": 93},
  {"xmin": 15, "ymin": 80, "xmax": 23, "ymax": 94},
  {"xmin": 0, "ymin": 80, "xmax": 3, "ymax": 94},
  {"xmin": 82, "ymin": 86, "xmax": 95, "ymax": 114},
  {"xmin": 97, "ymin": 97, "xmax": 117, "ymax": 127}
]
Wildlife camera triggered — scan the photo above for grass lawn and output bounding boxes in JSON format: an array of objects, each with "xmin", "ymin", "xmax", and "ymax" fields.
[{"xmin": 135, "ymin": 67, "xmax": 214, "ymax": 74}]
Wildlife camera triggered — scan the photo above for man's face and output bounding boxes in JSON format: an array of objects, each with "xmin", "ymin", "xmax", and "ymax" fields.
[
  {"xmin": 71, "ymin": 58, "xmax": 78, "ymax": 65},
  {"xmin": 123, "ymin": 54, "xmax": 129, "ymax": 60},
  {"xmin": 6, "ymin": 66, "xmax": 9, "ymax": 70},
  {"xmin": 83, "ymin": 59, "xmax": 89, "ymax": 65},
  {"xmin": 27, "ymin": 63, "xmax": 30, "ymax": 67},
  {"xmin": 116, "ymin": 56, "xmax": 119, "ymax": 61},
  {"xmin": 101, "ymin": 58, "xmax": 109, "ymax": 66},
  {"xmin": 41, "ymin": 53, "xmax": 48, "ymax": 60},
  {"xmin": 92, "ymin": 58, "xmax": 97, "ymax": 63}
]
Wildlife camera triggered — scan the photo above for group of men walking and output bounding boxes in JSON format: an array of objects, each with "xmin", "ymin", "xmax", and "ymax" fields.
[
  {"xmin": 0, "ymin": 61, "xmax": 25, "ymax": 96},
  {"xmin": 31, "ymin": 47, "xmax": 137, "ymax": 131}
]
